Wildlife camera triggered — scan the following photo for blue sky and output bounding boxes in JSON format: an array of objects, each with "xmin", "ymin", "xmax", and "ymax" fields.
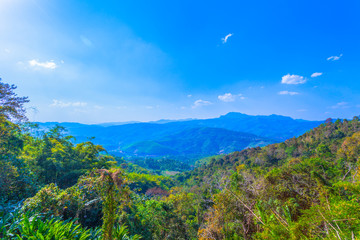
[{"xmin": 0, "ymin": 0, "xmax": 359, "ymax": 123}]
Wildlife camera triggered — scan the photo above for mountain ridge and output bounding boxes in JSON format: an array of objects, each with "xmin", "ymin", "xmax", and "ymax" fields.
[{"xmin": 35, "ymin": 112, "xmax": 324, "ymax": 160}]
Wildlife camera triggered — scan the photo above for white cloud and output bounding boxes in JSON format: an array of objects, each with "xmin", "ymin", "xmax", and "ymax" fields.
[
  {"xmin": 80, "ymin": 35, "xmax": 93, "ymax": 47},
  {"xmin": 281, "ymin": 74, "xmax": 306, "ymax": 85},
  {"xmin": 50, "ymin": 99, "xmax": 87, "ymax": 108},
  {"xmin": 331, "ymin": 102, "xmax": 349, "ymax": 109},
  {"xmin": 218, "ymin": 93, "xmax": 235, "ymax": 102},
  {"xmin": 29, "ymin": 59, "xmax": 57, "ymax": 69},
  {"xmin": 218, "ymin": 93, "xmax": 245, "ymax": 102},
  {"xmin": 311, "ymin": 72, "xmax": 323, "ymax": 78},
  {"xmin": 192, "ymin": 99, "xmax": 212, "ymax": 108},
  {"xmin": 278, "ymin": 90, "xmax": 299, "ymax": 95},
  {"xmin": 187, "ymin": 94, "xmax": 192, "ymax": 98},
  {"xmin": 221, "ymin": 33, "xmax": 233, "ymax": 44},
  {"xmin": 327, "ymin": 54, "xmax": 343, "ymax": 61}
]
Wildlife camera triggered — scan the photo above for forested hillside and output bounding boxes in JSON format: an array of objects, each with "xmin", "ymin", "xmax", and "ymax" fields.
[
  {"xmin": 178, "ymin": 117, "xmax": 360, "ymax": 239},
  {"xmin": 1, "ymin": 79, "xmax": 360, "ymax": 239}
]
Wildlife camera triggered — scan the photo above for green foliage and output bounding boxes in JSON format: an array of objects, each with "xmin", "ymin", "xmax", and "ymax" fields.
[
  {"xmin": 126, "ymin": 198, "xmax": 189, "ymax": 240},
  {"xmin": 0, "ymin": 117, "xmax": 38, "ymax": 202},
  {"xmin": 0, "ymin": 207, "xmax": 141, "ymax": 240},
  {"xmin": 18, "ymin": 171, "xmax": 144, "ymax": 240},
  {"xmin": 0, "ymin": 208, "xmax": 97, "ymax": 240},
  {"xmin": 22, "ymin": 177, "xmax": 102, "ymax": 228},
  {"xmin": 23, "ymin": 125, "xmax": 116, "ymax": 188},
  {"xmin": 113, "ymin": 224, "xmax": 142, "ymax": 240},
  {"xmin": 15, "ymin": 215, "xmax": 92, "ymax": 240},
  {"xmin": 127, "ymin": 172, "xmax": 174, "ymax": 194},
  {"xmin": 0, "ymin": 121, "xmax": 116, "ymax": 203},
  {"xmin": 116, "ymin": 157, "xmax": 153, "ymax": 175}
]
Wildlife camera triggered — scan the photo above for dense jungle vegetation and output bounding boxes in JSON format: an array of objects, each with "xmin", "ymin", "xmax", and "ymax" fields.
[{"xmin": 1, "ymin": 78, "xmax": 360, "ymax": 239}]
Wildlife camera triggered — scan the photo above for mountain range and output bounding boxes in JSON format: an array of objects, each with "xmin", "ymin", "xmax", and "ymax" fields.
[{"xmin": 36, "ymin": 112, "xmax": 324, "ymax": 160}]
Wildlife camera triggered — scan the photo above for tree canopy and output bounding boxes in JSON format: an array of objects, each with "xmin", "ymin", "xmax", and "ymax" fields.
[{"xmin": 0, "ymin": 78, "xmax": 29, "ymax": 122}]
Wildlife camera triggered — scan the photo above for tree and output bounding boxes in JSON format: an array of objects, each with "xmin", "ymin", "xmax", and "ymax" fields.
[
  {"xmin": 0, "ymin": 78, "xmax": 29, "ymax": 122},
  {"xmin": 96, "ymin": 169, "xmax": 130, "ymax": 240},
  {"xmin": 0, "ymin": 79, "xmax": 32, "ymax": 201}
]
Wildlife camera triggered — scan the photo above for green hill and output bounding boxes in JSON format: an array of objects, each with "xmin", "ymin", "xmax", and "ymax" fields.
[
  {"xmin": 124, "ymin": 140, "xmax": 179, "ymax": 156},
  {"xmin": 123, "ymin": 127, "xmax": 274, "ymax": 158}
]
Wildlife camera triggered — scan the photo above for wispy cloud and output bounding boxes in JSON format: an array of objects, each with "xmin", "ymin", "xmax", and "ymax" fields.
[
  {"xmin": 145, "ymin": 105, "xmax": 160, "ymax": 109},
  {"xmin": 278, "ymin": 90, "xmax": 299, "ymax": 96},
  {"xmin": 281, "ymin": 74, "xmax": 306, "ymax": 85},
  {"xmin": 192, "ymin": 99, "xmax": 212, "ymax": 108},
  {"xmin": 218, "ymin": 93, "xmax": 244, "ymax": 102},
  {"xmin": 80, "ymin": 35, "xmax": 93, "ymax": 47},
  {"xmin": 50, "ymin": 100, "xmax": 87, "ymax": 108},
  {"xmin": 327, "ymin": 54, "xmax": 343, "ymax": 61},
  {"xmin": 330, "ymin": 102, "xmax": 349, "ymax": 109},
  {"xmin": 29, "ymin": 59, "xmax": 57, "ymax": 69},
  {"xmin": 221, "ymin": 33, "xmax": 233, "ymax": 44},
  {"xmin": 94, "ymin": 105, "xmax": 104, "ymax": 110},
  {"xmin": 311, "ymin": 72, "xmax": 323, "ymax": 78},
  {"xmin": 116, "ymin": 106, "xmax": 127, "ymax": 110}
]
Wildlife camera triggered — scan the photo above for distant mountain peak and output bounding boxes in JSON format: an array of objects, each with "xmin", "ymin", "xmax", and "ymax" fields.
[
  {"xmin": 220, "ymin": 112, "xmax": 303, "ymax": 121},
  {"xmin": 220, "ymin": 112, "xmax": 248, "ymax": 118}
]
